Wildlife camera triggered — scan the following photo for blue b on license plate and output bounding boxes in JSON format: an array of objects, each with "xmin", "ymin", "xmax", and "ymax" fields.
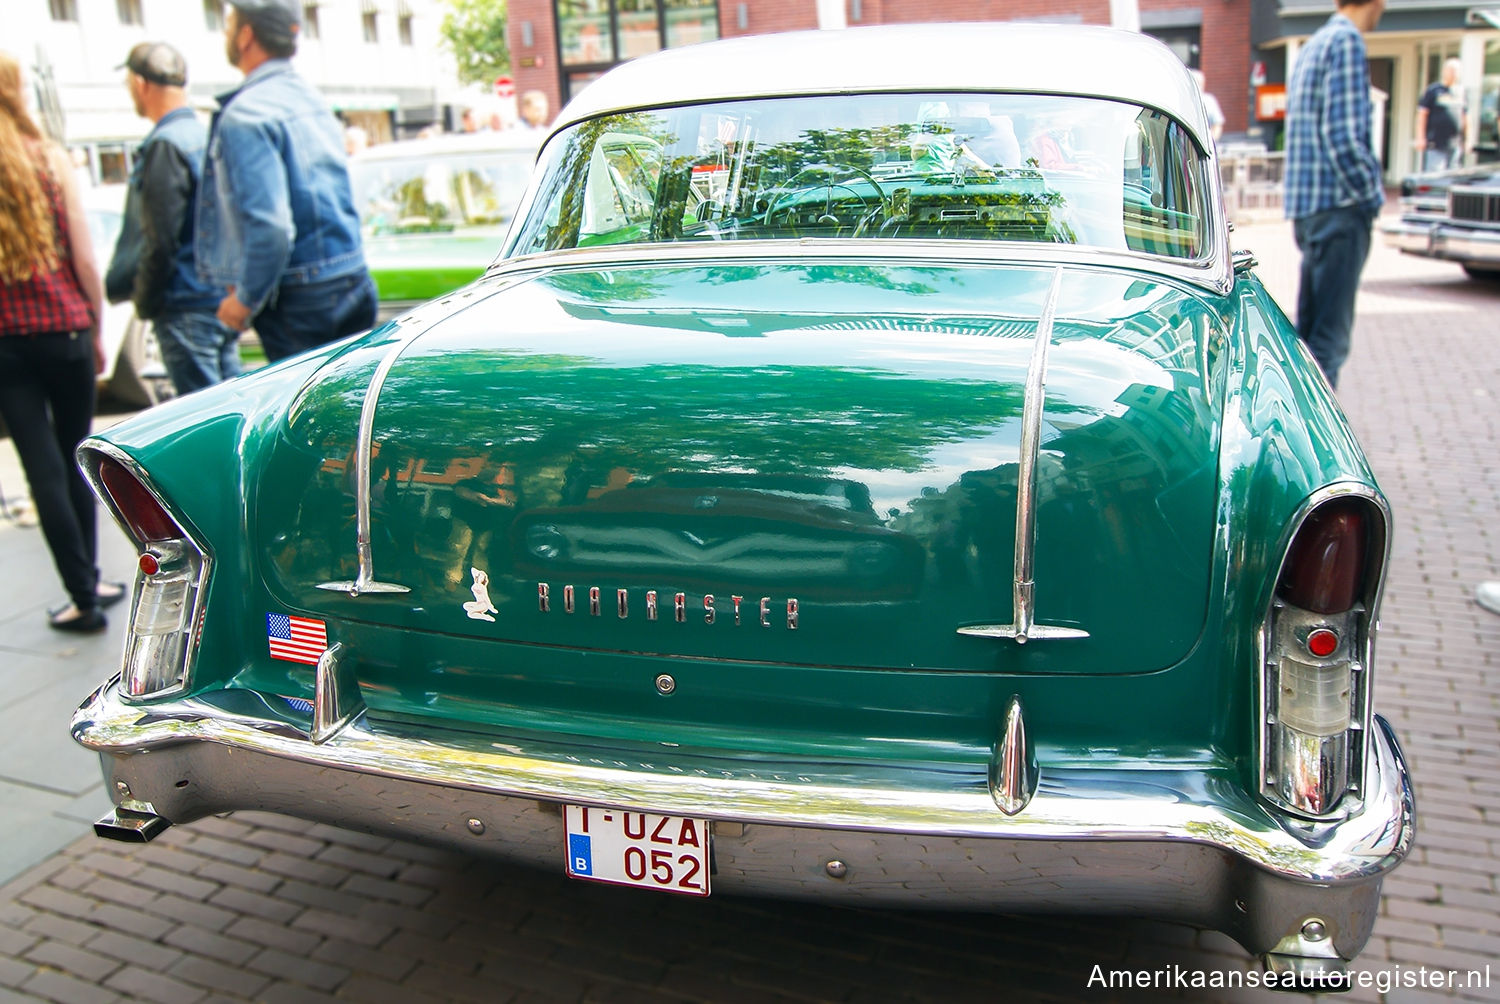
[{"xmin": 563, "ymin": 805, "xmax": 711, "ymax": 896}]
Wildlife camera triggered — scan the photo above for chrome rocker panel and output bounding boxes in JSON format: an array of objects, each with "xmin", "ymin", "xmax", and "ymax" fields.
[{"xmin": 73, "ymin": 676, "xmax": 1414, "ymax": 964}]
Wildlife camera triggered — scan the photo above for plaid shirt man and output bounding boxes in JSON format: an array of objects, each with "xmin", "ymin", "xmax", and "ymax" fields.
[{"xmin": 1283, "ymin": 13, "xmax": 1384, "ymax": 220}]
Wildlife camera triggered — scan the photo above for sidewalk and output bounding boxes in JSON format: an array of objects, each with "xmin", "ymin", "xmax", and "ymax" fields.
[{"xmin": 0, "ymin": 411, "xmax": 139, "ymax": 886}]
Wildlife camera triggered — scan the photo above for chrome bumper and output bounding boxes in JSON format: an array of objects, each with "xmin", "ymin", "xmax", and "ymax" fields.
[
  {"xmin": 1380, "ymin": 217, "xmax": 1500, "ymax": 265},
  {"xmin": 73, "ymin": 676, "xmax": 1413, "ymax": 964}
]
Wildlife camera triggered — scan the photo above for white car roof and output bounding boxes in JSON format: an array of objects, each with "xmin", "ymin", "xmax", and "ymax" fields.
[{"xmin": 553, "ymin": 23, "xmax": 1214, "ymax": 151}]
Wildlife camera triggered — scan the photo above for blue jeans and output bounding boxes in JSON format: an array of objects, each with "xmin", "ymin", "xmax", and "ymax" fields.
[
  {"xmin": 155, "ymin": 310, "xmax": 241, "ymax": 395},
  {"xmin": 252, "ymin": 271, "xmax": 378, "ymax": 363},
  {"xmin": 1293, "ymin": 205, "xmax": 1374, "ymax": 390},
  {"xmin": 1423, "ymin": 145, "xmax": 1460, "ymax": 173}
]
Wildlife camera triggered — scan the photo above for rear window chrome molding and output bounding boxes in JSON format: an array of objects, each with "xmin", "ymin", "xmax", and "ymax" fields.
[
  {"xmin": 489, "ymin": 236, "xmax": 1234, "ymax": 297},
  {"xmin": 1255, "ymin": 482, "xmax": 1391, "ymax": 823},
  {"xmin": 76, "ymin": 439, "xmax": 214, "ymax": 702}
]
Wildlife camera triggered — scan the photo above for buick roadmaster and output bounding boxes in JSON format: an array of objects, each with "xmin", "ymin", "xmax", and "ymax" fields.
[{"xmin": 71, "ymin": 24, "xmax": 1413, "ymax": 987}]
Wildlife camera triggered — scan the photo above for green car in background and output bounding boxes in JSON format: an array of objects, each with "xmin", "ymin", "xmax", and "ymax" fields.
[{"xmin": 350, "ymin": 130, "xmax": 542, "ymax": 319}]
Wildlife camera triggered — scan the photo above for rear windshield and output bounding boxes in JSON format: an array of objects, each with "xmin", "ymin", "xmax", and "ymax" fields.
[{"xmin": 505, "ymin": 92, "xmax": 1209, "ymax": 259}]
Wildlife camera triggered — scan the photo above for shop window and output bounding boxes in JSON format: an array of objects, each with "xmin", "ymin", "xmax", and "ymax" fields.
[
  {"xmin": 1480, "ymin": 39, "xmax": 1500, "ymax": 161},
  {"xmin": 49, "ymin": 0, "xmax": 78, "ymax": 21},
  {"xmin": 304, "ymin": 4, "xmax": 321, "ymax": 39},
  {"xmin": 664, "ymin": 0, "xmax": 716, "ymax": 48},
  {"xmin": 558, "ymin": 0, "xmax": 716, "ymax": 71},
  {"xmin": 362, "ymin": 2, "xmax": 379, "ymax": 43},
  {"xmin": 117, "ymin": 0, "xmax": 144, "ymax": 25},
  {"xmin": 399, "ymin": 12, "xmax": 414, "ymax": 45},
  {"xmin": 203, "ymin": 0, "xmax": 224, "ymax": 30},
  {"xmin": 1143, "ymin": 26, "xmax": 1200, "ymax": 69}
]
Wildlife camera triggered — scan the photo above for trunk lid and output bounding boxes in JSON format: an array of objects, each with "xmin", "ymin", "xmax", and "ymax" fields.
[{"xmin": 258, "ymin": 260, "xmax": 1221, "ymax": 682}]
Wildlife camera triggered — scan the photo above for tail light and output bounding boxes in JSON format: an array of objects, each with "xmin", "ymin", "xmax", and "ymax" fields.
[
  {"xmin": 79, "ymin": 446, "xmax": 209, "ymax": 702},
  {"xmin": 1261, "ymin": 494, "xmax": 1384, "ymax": 818}
]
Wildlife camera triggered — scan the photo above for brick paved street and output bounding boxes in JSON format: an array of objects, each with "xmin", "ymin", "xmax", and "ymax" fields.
[{"xmin": 0, "ymin": 212, "xmax": 1495, "ymax": 1003}]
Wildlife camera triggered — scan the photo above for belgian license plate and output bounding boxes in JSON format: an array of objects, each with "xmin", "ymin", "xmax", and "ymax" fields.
[{"xmin": 563, "ymin": 805, "xmax": 711, "ymax": 896}]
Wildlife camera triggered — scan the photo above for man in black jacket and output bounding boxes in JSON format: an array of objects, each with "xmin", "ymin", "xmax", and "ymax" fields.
[{"xmin": 106, "ymin": 42, "xmax": 238, "ymax": 396}]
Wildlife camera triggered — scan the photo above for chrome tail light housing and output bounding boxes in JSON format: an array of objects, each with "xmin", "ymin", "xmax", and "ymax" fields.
[
  {"xmin": 78, "ymin": 443, "xmax": 211, "ymax": 702},
  {"xmin": 1260, "ymin": 487, "xmax": 1388, "ymax": 819}
]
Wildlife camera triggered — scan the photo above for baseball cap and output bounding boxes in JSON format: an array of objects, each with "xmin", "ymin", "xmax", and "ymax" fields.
[
  {"xmin": 118, "ymin": 42, "xmax": 187, "ymax": 87},
  {"xmin": 229, "ymin": 0, "xmax": 302, "ymax": 46}
]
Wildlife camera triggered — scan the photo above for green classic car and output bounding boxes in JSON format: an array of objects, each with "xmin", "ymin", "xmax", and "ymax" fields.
[
  {"xmin": 72, "ymin": 24, "xmax": 1412, "ymax": 989},
  {"xmin": 349, "ymin": 130, "xmax": 541, "ymax": 318}
]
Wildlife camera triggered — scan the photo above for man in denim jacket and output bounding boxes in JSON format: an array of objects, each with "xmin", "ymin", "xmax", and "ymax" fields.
[
  {"xmin": 106, "ymin": 42, "xmax": 239, "ymax": 395},
  {"xmin": 197, "ymin": 0, "xmax": 377, "ymax": 363}
]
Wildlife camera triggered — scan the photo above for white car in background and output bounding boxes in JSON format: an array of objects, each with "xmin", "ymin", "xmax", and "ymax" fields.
[{"xmin": 83, "ymin": 185, "xmax": 172, "ymax": 408}]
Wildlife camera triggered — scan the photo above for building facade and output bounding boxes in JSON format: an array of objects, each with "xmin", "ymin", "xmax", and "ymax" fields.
[
  {"xmin": 12, "ymin": 0, "xmax": 464, "ymax": 184},
  {"xmin": 1254, "ymin": 0, "xmax": 1500, "ymax": 179},
  {"xmin": 507, "ymin": 0, "xmax": 1252, "ymax": 139}
]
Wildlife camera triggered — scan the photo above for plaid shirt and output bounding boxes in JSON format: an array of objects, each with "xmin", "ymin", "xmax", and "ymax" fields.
[
  {"xmin": 0, "ymin": 167, "xmax": 94, "ymax": 338},
  {"xmin": 1283, "ymin": 14, "xmax": 1384, "ymax": 220}
]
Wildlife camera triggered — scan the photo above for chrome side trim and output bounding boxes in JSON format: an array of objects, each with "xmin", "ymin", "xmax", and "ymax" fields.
[
  {"xmin": 314, "ymin": 322, "xmax": 419, "ymax": 596},
  {"xmin": 957, "ymin": 267, "xmax": 1088, "ymax": 645},
  {"xmin": 73, "ymin": 676, "xmax": 1414, "ymax": 888}
]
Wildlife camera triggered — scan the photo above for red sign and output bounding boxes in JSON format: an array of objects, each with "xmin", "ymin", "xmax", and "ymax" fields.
[
  {"xmin": 494, "ymin": 75, "xmax": 515, "ymax": 98},
  {"xmin": 1256, "ymin": 84, "xmax": 1287, "ymax": 121}
]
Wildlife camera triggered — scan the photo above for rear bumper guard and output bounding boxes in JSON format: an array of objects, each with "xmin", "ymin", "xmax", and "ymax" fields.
[{"xmin": 73, "ymin": 671, "xmax": 1413, "ymax": 966}]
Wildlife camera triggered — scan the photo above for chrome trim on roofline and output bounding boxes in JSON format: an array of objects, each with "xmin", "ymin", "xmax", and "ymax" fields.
[{"xmin": 487, "ymin": 237, "xmax": 1234, "ymax": 297}]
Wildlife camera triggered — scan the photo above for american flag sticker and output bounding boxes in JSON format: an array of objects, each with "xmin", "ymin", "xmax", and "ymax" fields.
[{"xmin": 267, "ymin": 613, "xmax": 328, "ymax": 665}]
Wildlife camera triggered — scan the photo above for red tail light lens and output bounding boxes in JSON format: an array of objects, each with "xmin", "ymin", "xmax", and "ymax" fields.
[
  {"xmin": 1277, "ymin": 500, "xmax": 1367, "ymax": 614},
  {"xmin": 98, "ymin": 457, "xmax": 180, "ymax": 543}
]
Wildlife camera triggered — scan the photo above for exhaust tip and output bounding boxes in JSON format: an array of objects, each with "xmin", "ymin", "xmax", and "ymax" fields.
[{"xmin": 93, "ymin": 807, "xmax": 171, "ymax": 843}]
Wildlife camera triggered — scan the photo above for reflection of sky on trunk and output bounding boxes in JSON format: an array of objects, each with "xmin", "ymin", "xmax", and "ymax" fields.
[{"xmin": 830, "ymin": 426, "xmax": 1023, "ymax": 520}]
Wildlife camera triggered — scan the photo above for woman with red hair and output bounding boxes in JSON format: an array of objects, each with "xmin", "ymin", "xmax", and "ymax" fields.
[{"xmin": 0, "ymin": 51, "xmax": 121, "ymax": 632}]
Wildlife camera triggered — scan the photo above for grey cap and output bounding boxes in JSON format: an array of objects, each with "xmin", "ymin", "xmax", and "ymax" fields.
[
  {"xmin": 119, "ymin": 42, "xmax": 187, "ymax": 87},
  {"xmin": 229, "ymin": 0, "xmax": 301, "ymax": 46}
]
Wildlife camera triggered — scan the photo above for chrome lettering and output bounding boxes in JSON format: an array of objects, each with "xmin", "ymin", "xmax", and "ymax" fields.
[
  {"xmin": 538, "ymin": 582, "xmax": 550, "ymax": 613},
  {"xmin": 787, "ymin": 598, "xmax": 799, "ymax": 630},
  {"xmin": 703, "ymin": 594, "xmax": 715, "ymax": 625},
  {"xmin": 732, "ymin": 595, "xmax": 743, "ymax": 625},
  {"xmin": 617, "ymin": 588, "xmax": 628, "ymax": 619},
  {"xmin": 759, "ymin": 596, "xmax": 771, "ymax": 627},
  {"xmin": 674, "ymin": 592, "xmax": 686, "ymax": 623},
  {"xmin": 589, "ymin": 586, "xmax": 601, "ymax": 616},
  {"xmin": 564, "ymin": 584, "xmax": 575, "ymax": 614},
  {"xmin": 646, "ymin": 590, "xmax": 658, "ymax": 621}
]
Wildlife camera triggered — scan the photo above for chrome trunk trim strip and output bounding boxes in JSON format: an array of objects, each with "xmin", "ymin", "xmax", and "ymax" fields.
[{"xmin": 957, "ymin": 267, "xmax": 1087, "ymax": 644}]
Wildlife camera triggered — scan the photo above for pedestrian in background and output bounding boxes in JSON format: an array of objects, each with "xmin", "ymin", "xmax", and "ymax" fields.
[
  {"xmin": 1283, "ymin": 0, "xmax": 1386, "ymax": 391},
  {"xmin": 1415, "ymin": 58, "xmax": 1466, "ymax": 172},
  {"xmin": 517, "ymin": 90, "xmax": 550, "ymax": 131},
  {"xmin": 198, "ymin": 0, "xmax": 376, "ymax": 363},
  {"xmin": 1190, "ymin": 69, "xmax": 1225, "ymax": 142},
  {"xmin": 106, "ymin": 42, "xmax": 240, "ymax": 396},
  {"xmin": 0, "ymin": 51, "xmax": 125, "ymax": 632}
]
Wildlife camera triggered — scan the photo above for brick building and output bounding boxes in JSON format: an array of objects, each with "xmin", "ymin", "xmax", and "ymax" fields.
[{"xmin": 507, "ymin": 0, "xmax": 1251, "ymax": 138}]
